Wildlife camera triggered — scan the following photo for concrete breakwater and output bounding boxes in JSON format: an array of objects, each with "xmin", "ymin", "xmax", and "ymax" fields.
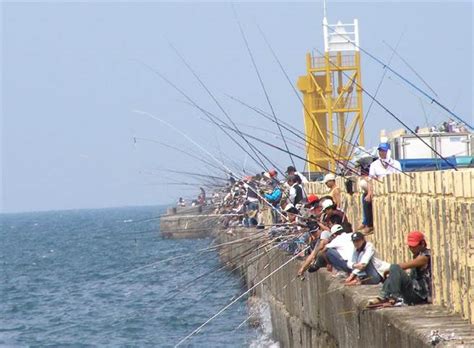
[
  {"xmin": 159, "ymin": 206, "xmax": 221, "ymax": 239},
  {"xmin": 217, "ymin": 228, "xmax": 474, "ymax": 347}
]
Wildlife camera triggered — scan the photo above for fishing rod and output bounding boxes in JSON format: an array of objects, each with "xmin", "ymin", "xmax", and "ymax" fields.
[
  {"xmin": 167, "ymin": 44, "xmax": 270, "ymax": 172},
  {"xmin": 52, "ymin": 233, "xmax": 268, "ymax": 338},
  {"xmin": 256, "ymin": 25, "xmax": 344, "ymax": 160},
  {"xmin": 133, "ymin": 110, "xmax": 292, "ymax": 220},
  {"xmin": 196, "ymin": 102, "xmax": 374, "ymax": 181},
  {"xmin": 135, "ymin": 62, "xmax": 272, "ymax": 173},
  {"xmin": 256, "ymin": 27, "xmax": 412, "ymax": 178},
  {"xmin": 233, "ymin": 121, "xmax": 307, "ymax": 150},
  {"xmin": 134, "ymin": 110, "xmax": 236, "ymax": 175},
  {"xmin": 196, "ymin": 233, "xmax": 298, "ymax": 304},
  {"xmin": 345, "ymin": 32, "xmax": 405, "ymax": 166},
  {"xmin": 149, "ymin": 168, "xmax": 230, "ymax": 182},
  {"xmin": 98, "ymin": 232, "xmax": 267, "ymax": 286},
  {"xmin": 323, "ymin": 23, "xmax": 472, "ymax": 130},
  {"xmin": 174, "ymin": 245, "xmax": 310, "ymax": 347},
  {"xmin": 199, "ymin": 115, "xmax": 308, "ymax": 152},
  {"xmin": 382, "ymin": 40, "xmax": 439, "ymax": 99},
  {"xmin": 158, "ymin": 233, "xmax": 272, "ymax": 308},
  {"xmin": 133, "ymin": 136, "xmax": 230, "ymax": 175},
  {"xmin": 314, "ymin": 48, "xmax": 457, "ymax": 171},
  {"xmin": 226, "ymin": 94, "xmax": 362, "ymax": 174},
  {"xmin": 232, "ymin": 6, "xmax": 296, "ymax": 169},
  {"xmin": 177, "ymin": 93, "xmax": 286, "ymax": 176}
]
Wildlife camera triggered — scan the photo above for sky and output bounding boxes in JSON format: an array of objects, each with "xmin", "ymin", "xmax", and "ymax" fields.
[{"xmin": 1, "ymin": 1, "xmax": 472, "ymax": 213}]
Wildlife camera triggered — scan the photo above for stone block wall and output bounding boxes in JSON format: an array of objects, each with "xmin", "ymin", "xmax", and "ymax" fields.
[{"xmin": 304, "ymin": 169, "xmax": 474, "ymax": 324}]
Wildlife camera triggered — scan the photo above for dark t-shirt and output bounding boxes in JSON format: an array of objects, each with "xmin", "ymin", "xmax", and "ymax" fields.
[
  {"xmin": 293, "ymin": 184, "xmax": 303, "ymax": 206},
  {"xmin": 410, "ymin": 249, "xmax": 432, "ymax": 302}
]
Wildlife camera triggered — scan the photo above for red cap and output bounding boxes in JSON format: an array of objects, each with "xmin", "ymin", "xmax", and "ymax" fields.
[
  {"xmin": 269, "ymin": 169, "xmax": 277, "ymax": 177},
  {"xmin": 307, "ymin": 194, "xmax": 319, "ymax": 204},
  {"xmin": 407, "ymin": 231, "xmax": 425, "ymax": 247}
]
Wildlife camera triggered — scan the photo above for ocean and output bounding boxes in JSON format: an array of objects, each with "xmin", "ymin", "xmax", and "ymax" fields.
[{"xmin": 0, "ymin": 206, "xmax": 274, "ymax": 347}]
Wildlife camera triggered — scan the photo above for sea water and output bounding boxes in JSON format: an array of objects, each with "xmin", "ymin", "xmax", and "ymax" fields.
[{"xmin": 0, "ymin": 206, "xmax": 276, "ymax": 347}]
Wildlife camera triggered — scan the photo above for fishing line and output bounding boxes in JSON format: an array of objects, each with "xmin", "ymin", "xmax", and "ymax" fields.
[
  {"xmin": 179, "ymin": 98, "xmax": 286, "ymax": 175},
  {"xmin": 345, "ymin": 31, "xmax": 405, "ymax": 166},
  {"xmin": 232, "ymin": 5, "xmax": 296, "ymax": 168},
  {"xmin": 323, "ymin": 23, "xmax": 472, "ymax": 130},
  {"xmin": 256, "ymin": 27, "xmax": 411, "ymax": 177},
  {"xmin": 134, "ymin": 61, "xmax": 269, "ymax": 173},
  {"xmin": 134, "ymin": 136, "xmax": 229, "ymax": 175},
  {"xmin": 174, "ymin": 245, "xmax": 310, "ymax": 347},
  {"xmin": 382, "ymin": 40, "xmax": 439, "ymax": 99},
  {"xmin": 167, "ymin": 44, "xmax": 270, "ymax": 172},
  {"xmin": 314, "ymin": 48, "xmax": 457, "ymax": 171}
]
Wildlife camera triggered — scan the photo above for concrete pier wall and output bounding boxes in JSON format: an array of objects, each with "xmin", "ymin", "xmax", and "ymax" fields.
[
  {"xmin": 305, "ymin": 169, "xmax": 474, "ymax": 324},
  {"xmin": 217, "ymin": 228, "xmax": 474, "ymax": 347},
  {"xmin": 159, "ymin": 206, "xmax": 220, "ymax": 239}
]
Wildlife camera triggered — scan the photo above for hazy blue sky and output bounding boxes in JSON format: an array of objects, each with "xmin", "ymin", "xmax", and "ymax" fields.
[{"xmin": 1, "ymin": 1, "xmax": 472, "ymax": 213}]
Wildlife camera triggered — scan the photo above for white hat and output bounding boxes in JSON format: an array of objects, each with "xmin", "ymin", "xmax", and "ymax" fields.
[
  {"xmin": 330, "ymin": 224, "xmax": 344, "ymax": 236},
  {"xmin": 323, "ymin": 173, "xmax": 336, "ymax": 184},
  {"xmin": 321, "ymin": 199, "xmax": 334, "ymax": 211}
]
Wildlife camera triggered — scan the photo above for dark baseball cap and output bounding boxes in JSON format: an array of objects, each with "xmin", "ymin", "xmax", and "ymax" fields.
[
  {"xmin": 351, "ymin": 232, "xmax": 365, "ymax": 242},
  {"xmin": 285, "ymin": 166, "xmax": 296, "ymax": 173}
]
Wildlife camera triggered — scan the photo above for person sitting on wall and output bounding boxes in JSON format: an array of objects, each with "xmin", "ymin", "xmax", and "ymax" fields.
[
  {"xmin": 344, "ymin": 232, "xmax": 390, "ymax": 285},
  {"xmin": 263, "ymin": 178, "xmax": 283, "ymax": 224},
  {"xmin": 297, "ymin": 224, "xmax": 352, "ymax": 276},
  {"xmin": 323, "ymin": 173, "xmax": 342, "ymax": 208},
  {"xmin": 368, "ymin": 231, "xmax": 432, "ymax": 307},
  {"xmin": 318, "ymin": 199, "xmax": 352, "ymax": 232}
]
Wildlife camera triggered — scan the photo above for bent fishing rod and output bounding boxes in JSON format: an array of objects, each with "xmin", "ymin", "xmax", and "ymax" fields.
[{"xmin": 323, "ymin": 23, "xmax": 472, "ymax": 130}]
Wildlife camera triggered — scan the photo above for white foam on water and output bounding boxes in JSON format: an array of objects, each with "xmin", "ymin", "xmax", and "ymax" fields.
[{"xmin": 248, "ymin": 296, "xmax": 279, "ymax": 348}]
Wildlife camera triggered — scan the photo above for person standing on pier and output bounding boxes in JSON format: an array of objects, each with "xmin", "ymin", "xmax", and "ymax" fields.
[{"xmin": 363, "ymin": 143, "xmax": 402, "ymax": 234}]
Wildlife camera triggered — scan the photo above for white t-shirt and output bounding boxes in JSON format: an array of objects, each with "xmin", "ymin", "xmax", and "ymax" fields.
[
  {"xmin": 326, "ymin": 232, "xmax": 354, "ymax": 261},
  {"xmin": 294, "ymin": 171, "xmax": 309, "ymax": 184},
  {"xmin": 369, "ymin": 158, "xmax": 402, "ymax": 179}
]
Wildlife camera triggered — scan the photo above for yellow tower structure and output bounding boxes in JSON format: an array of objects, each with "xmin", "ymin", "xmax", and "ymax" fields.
[{"xmin": 297, "ymin": 12, "xmax": 364, "ymax": 173}]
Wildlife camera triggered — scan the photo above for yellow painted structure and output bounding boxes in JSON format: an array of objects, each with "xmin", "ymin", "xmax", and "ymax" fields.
[
  {"xmin": 305, "ymin": 168, "xmax": 474, "ymax": 324},
  {"xmin": 297, "ymin": 50, "xmax": 364, "ymax": 173}
]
